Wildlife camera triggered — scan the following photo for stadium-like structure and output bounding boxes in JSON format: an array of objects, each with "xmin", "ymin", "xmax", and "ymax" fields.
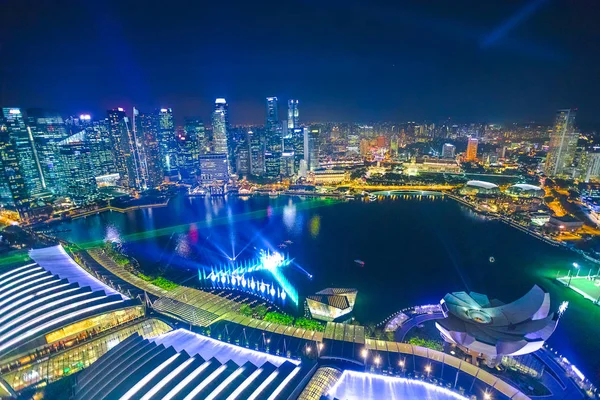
[{"xmin": 436, "ymin": 285, "xmax": 558, "ymax": 366}]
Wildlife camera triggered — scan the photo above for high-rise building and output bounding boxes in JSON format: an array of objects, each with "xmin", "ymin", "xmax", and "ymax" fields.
[
  {"xmin": 583, "ymin": 152, "xmax": 600, "ymax": 183},
  {"xmin": 0, "ymin": 108, "xmax": 44, "ymax": 198},
  {"xmin": 107, "ymin": 108, "xmax": 141, "ymax": 189},
  {"xmin": 306, "ymin": 126, "xmax": 320, "ymax": 171},
  {"xmin": 292, "ymin": 128, "xmax": 305, "ymax": 172},
  {"xmin": 212, "ymin": 99, "xmax": 229, "ymax": 155},
  {"xmin": 287, "ymin": 99, "xmax": 299, "ymax": 129},
  {"xmin": 135, "ymin": 111, "xmax": 163, "ymax": 188},
  {"xmin": 177, "ymin": 128, "xmax": 199, "ymax": 180},
  {"xmin": 264, "ymin": 152, "xmax": 281, "ymax": 179},
  {"xmin": 26, "ymin": 109, "xmax": 69, "ymax": 194},
  {"xmin": 265, "ymin": 97, "xmax": 282, "ymax": 153},
  {"xmin": 465, "ymin": 137, "xmax": 478, "ymax": 162},
  {"xmin": 442, "ymin": 143, "xmax": 456, "ymax": 159},
  {"xmin": 236, "ymin": 139, "xmax": 251, "ymax": 176},
  {"xmin": 0, "ymin": 109, "xmax": 31, "ymax": 216},
  {"xmin": 545, "ymin": 109, "xmax": 578, "ymax": 177},
  {"xmin": 85, "ymin": 120, "xmax": 116, "ymax": 178},
  {"xmin": 56, "ymin": 130, "xmax": 98, "ymax": 204},
  {"xmin": 248, "ymin": 130, "xmax": 264, "ymax": 176},
  {"xmin": 185, "ymin": 117, "xmax": 208, "ymax": 155},
  {"xmin": 156, "ymin": 108, "xmax": 177, "ymax": 177}
]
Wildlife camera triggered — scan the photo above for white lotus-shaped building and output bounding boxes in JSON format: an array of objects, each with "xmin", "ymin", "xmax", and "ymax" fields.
[{"xmin": 436, "ymin": 285, "xmax": 558, "ymax": 365}]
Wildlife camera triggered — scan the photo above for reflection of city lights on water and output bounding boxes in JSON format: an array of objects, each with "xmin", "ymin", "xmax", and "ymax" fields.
[
  {"xmin": 283, "ymin": 201, "xmax": 297, "ymax": 230},
  {"xmin": 176, "ymin": 234, "xmax": 190, "ymax": 256},
  {"xmin": 309, "ymin": 215, "xmax": 321, "ymax": 238}
]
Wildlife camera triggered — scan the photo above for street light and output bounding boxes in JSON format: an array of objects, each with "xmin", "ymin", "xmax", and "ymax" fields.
[{"xmin": 568, "ymin": 263, "xmax": 580, "ymax": 287}]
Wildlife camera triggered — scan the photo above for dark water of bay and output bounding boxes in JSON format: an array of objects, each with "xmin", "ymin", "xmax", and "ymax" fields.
[{"xmin": 53, "ymin": 194, "xmax": 600, "ymax": 382}]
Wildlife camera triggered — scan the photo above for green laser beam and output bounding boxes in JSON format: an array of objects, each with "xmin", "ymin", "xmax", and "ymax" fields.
[{"xmin": 75, "ymin": 198, "xmax": 341, "ymax": 250}]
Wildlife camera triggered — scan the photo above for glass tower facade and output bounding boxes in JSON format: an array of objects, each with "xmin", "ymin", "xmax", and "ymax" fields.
[
  {"xmin": 56, "ymin": 131, "xmax": 99, "ymax": 204},
  {"xmin": 545, "ymin": 108, "xmax": 578, "ymax": 177},
  {"xmin": 156, "ymin": 108, "xmax": 177, "ymax": 176},
  {"xmin": 107, "ymin": 108, "xmax": 141, "ymax": 189},
  {"xmin": 211, "ymin": 99, "xmax": 229, "ymax": 155},
  {"xmin": 287, "ymin": 99, "xmax": 299, "ymax": 129}
]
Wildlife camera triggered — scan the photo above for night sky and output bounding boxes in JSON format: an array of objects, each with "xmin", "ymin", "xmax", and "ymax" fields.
[{"xmin": 1, "ymin": 0, "xmax": 599, "ymax": 127}]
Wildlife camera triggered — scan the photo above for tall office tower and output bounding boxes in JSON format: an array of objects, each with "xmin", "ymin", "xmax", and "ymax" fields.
[
  {"xmin": 442, "ymin": 143, "xmax": 456, "ymax": 159},
  {"xmin": 177, "ymin": 127, "xmax": 199, "ymax": 180},
  {"xmin": 212, "ymin": 98, "xmax": 229, "ymax": 155},
  {"xmin": 26, "ymin": 109, "xmax": 69, "ymax": 194},
  {"xmin": 0, "ymin": 109, "xmax": 31, "ymax": 216},
  {"xmin": 292, "ymin": 128, "xmax": 305, "ymax": 172},
  {"xmin": 545, "ymin": 109, "xmax": 578, "ymax": 177},
  {"xmin": 264, "ymin": 152, "xmax": 281, "ymax": 179},
  {"xmin": 107, "ymin": 108, "xmax": 141, "ymax": 189},
  {"xmin": 465, "ymin": 137, "xmax": 478, "ymax": 161},
  {"xmin": 55, "ymin": 131, "xmax": 98, "ymax": 204},
  {"xmin": 280, "ymin": 124, "xmax": 295, "ymax": 177},
  {"xmin": 248, "ymin": 130, "xmax": 265, "ymax": 176},
  {"xmin": 85, "ymin": 120, "xmax": 116, "ymax": 177},
  {"xmin": 135, "ymin": 111, "xmax": 163, "ymax": 188},
  {"xmin": 156, "ymin": 108, "xmax": 177, "ymax": 177},
  {"xmin": 306, "ymin": 126, "xmax": 320, "ymax": 171},
  {"xmin": 582, "ymin": 152, "xmax": 600, "ymax": 183},
  {"xmin": 265, "ymin": 97, "xmax": 282, "ymax": 153},
  {"xmin": 1, "ymin": 108, "xmax": 44, "ymax": 197},
  {"xmin": 287, "ymin": 99, "xmax": 299, "ymax": 129},
  {"xmin": 236, "ymin": 139, "xmax": 251, "ymax": 176},
  {"xmin": 184, "ymin": 117, "xmax": 208, "ymax": 155}
]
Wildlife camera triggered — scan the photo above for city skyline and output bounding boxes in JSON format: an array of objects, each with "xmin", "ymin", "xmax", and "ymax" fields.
[{"xmin": 1, "ymin": 1, "xmax": 599, "ymax": 128}]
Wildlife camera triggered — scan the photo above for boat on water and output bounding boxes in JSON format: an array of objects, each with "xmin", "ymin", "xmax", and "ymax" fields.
[
  {"xmin": 354, "ymin": 259, "xmax": 365, "ymax": 266},
  {"xmin": 284, "ymin": 240, "xmax": 293, "ymax": 245},
  {"xmin": 279, "ymin": 243, "xmax": 287, "ymax": 249}
]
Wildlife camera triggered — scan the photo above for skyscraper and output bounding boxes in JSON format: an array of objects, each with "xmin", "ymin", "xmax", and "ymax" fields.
[
  {"xmin": 306, "ymin": 126, "xmax": 320, "ymax": 171},
  {"xmin": 0, "ymin": 109, "xmax": 31, "ymax": 216},
  {"xmin": 211, "ymin": 99, "xmax": 229, "ymax": 155},
  {"xmin": 465, "ymin": 137, "xmax": 478, "ymax": 162},
  {"xmin": 156, "ymin": 108, "xmax": 177, "ymax": 177},
  {"xmin": 287, "ymin": 99, "xmax": 299, "ymax": 130},
  {"xmin": 265, "ymin": 97, "xmax": 281, "ymax": 153},
  {"xmin": 185, "ymin": 117, "xmax": 208, "ymax": 155},
  {"xmin": 107, "ymin": 108, "xmax": 141, "ymax": 189},
  {"xmin": 26, "ymin": 109, "xmax": 69, "ymax": 194},
  {"xmin": 56, "ymin": 131, "xmax": 98, "ymax": 204},
  {"xmin": 85, "ymin": 119, "xmax": 116, "ymax": 178},
  {"xmin": 248, "ymin": 130, "xmax": 264, "ymax": 176},
  {"xmin": 545, "ymin": 109, "xmax": 578, "ymax": 177},
  {"xmin": 442, "ymin": 143, "xmax": 456, "ymax": 159},
  {"xmin": 135, "ymin": 111, "xmax": 163, "ymax": 188},
  {"xmin": 1, "ymin": 108, "xmax": 44, "ymax": 197},
  {"xmin": 292, "ymin": 128, "xmax": 305, "ymax": 172}
]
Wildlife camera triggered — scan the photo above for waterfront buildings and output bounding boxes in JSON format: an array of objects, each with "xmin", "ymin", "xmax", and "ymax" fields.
[
  {"xmin": 506, "ymin": 184, "xmax": 545, "ymax": 198},
  {"xmin": 404, "ymin": 156, "xmax": 461, "ymax": 175},
  {"xmin": 248, "ymin": 129, "xmax": 265, "ymax": 176},
  {"xmin": 199, "ymin": 153, "xmax": 229, "ymax": 193},
  {"xmin": 436, "ymin": 286, "xmax": 558, "ymax": 367},
  {"xmin": 544, "ymin": 108, "xmax": 578, "ymax": 177},
  {"xmin": 211, "ymin": 98, "xmax": 229, "ymax": 163},
  {"xmin": 459, "ymin": 180, "xmax": 499, "ymax": 196},
  {"xmin": 56, "ymin": 131, "xmax": 98, "ymax": 204},
  {"xmin": 135, "ymin": 110, "xmax": 163, "ymax": 188},
  {"xmin": 465, "ymin": 137, "xmax": 478, "ymax": 161}
]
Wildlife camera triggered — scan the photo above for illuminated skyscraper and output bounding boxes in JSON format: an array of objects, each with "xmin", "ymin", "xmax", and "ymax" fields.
[
  {"xmin": 0, "ymin": 109, "xmax": 31, "ymax": 216},
  {"xmin": 0, "ymin": 108, "xmax": 44, "ymax": 197},
  {"xmin": 56, "ymin": 131, "xmax": 98, "ymax": 204},
  {"xmin": 211, "ymin": 99, "xmax": 229, "ymax": 155},
  {"xmin": 265, "ymin": 97, "xmax": 281, "ymax": 153},
  {"xmin": 248, "ymin": 130, "xmax": 264, "ymax": 176},
  {"xmin": 292, "ymin": 128, "xmax": 305, "ymax": 172},
  {"xmin": 442, "ymin": 143, "xmax": 456, "ymax": 159},
  {"xmin": 107, "ymin": 108, "xmax": 141, "ymax": 189},
  {"xmin": 85, "ymin": 120, "xmax": 116, "ymax": 177},
  {"xmin": 287, "ymin": 99, "xmax": 299, "ymax": 129},
  {"xmin": 135, "ymin": 111, "xmax": 163, "ymax": 188},
  {"xmin": 26, "ymin": 109, "xmax": 69, "ymax": 194},
  {"xmin": 156, "ymin": 108, "xmax": 177, "ymax": 177},
  {"xmin": 306, "ymin": 126, "xmax": 320, "ymax": 171},
  {"xmin": 545, "ymin": 109, "xmax": 578, "ymax": 177},
  {"xmin": 465, "ymin": 137, "xmax": 478, "ymax": 162}
]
